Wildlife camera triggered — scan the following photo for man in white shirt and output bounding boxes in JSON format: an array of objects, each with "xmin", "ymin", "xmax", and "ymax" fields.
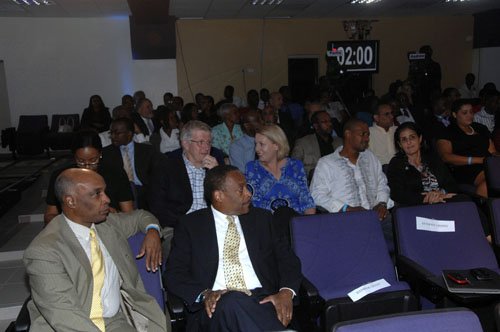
[
  {"xmin": 369, "ymin": 103, "xmax": 398, "ymax": 166},
  {"xmin": 24, "ymin": 168, "xmax": 169, "ymax": 332},
  {"xmin": 165, "ymin": 165, "xmax": 301, "ymax": 331},
  {"xmin": 459, "ymin": 73, "xmax": 478, "ymax": 99},
  {"xmin": 474, "ymin": 89, "xmax": 498, "ymax": 134},
  {"xmin": 310, "ymin": 119, "xmax": 394, "ymax": 248}
]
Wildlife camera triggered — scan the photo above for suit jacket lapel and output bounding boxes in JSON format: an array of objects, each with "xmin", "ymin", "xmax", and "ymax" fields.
[
  {"xmin": 57, "ymin": 216, "xmax": 93, "ymax": 279},
  {"xmin": 202, "ymin": 210, "xmax": 219, "ymax": 281}
]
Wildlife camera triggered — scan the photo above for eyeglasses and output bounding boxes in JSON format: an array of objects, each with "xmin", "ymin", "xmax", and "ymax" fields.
[
  {"xmin": 76, "ymin": 156, "xmax": 101, "ymax": 168},
  {"xmin": 190, "ymin": 140, "xmax": 212, "ymax": 147}
]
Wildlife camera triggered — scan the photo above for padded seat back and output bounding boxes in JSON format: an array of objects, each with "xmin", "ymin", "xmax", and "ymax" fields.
[
  {"xmin": 292, "ymin": 211, "xmax": 407, "ymax": 300},
  {"xmin": 485, "ymin": 156, "xmax": 500, "ymax": 198},
  {"xmin": 394, "ymin": 202, "xmax": 497, "ymax": 276}
]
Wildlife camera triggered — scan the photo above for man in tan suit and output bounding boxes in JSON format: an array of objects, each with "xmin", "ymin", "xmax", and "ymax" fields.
[
  {"xmin": 24, "ymin": 168, "xmax": 169, "ymax": 332},
  {"xmin": 292, "ymin": 110, "xmax": 342, "ymax": 179}
]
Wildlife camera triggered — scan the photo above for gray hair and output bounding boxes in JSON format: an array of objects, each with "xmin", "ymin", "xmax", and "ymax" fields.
[
  {"xmin": 217, "ymin": 103, "xmax": 236, "ymax": 118},
  {"xmin": 54, "ymin": 171, "xmax": 76, "ymax": 204},
  {"xmin": 180, "ymin": 120, "xmax": 212, "ymax": 141}
]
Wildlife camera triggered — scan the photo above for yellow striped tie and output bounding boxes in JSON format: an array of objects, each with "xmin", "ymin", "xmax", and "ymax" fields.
[{"xmin": 89, "ymin": 228, "xmax": 106, "ymax": 331}]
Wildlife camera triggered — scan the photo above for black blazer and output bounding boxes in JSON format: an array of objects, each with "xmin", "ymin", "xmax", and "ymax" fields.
[
  {"xmin": 131, "ymin": 112, "xmax": 160, "ymax": 136},
  {"xmin": 387, "ymin": 152, "xmax": 458, "ymax": 206},
  {"xmin": 101, "ymin": 142, "xmax": 159, "ymax": 187},
  {"xmin": 147, "ymin": 155, "xmax": 193, "ymax": 228},
  {"xmin": 164, "ymin": 207, "xmax": 302, "ymax": 309}
]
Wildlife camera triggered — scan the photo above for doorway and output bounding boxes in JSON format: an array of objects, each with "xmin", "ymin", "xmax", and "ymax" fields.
[
  {"xmin": 288, "ymin": 57, "xmax": 319, "ymax": 105},
  {"xmin": 0, "ymin": 60, "xmax": 11, "ymax": 129}
]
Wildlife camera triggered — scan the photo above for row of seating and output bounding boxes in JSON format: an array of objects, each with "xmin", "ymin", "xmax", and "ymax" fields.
[
  {"xmin": 7, "ymin": 201, "xmax": 500, "ymax": 331},
  {"xmin": 1, "ymin": 114, "xmax": 80, "ymax": 157},
  {"xmin": 292, "ymin": 199, "xmax": 500, "ymax": 332}
]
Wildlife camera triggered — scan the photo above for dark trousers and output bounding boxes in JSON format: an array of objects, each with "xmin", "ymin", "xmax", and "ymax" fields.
[{"xmin": 188, "ymin": 290, "xmax": 288, "ymax": 332}]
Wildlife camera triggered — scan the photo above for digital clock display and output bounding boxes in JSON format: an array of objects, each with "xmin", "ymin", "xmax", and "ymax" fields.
[{"xmin": 327, "ymin": 40, "xmax": 379, "ymax": 73}]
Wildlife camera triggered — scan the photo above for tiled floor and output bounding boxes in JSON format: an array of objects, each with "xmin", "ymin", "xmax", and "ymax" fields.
[{"xmin": 0, "ymin": 155, "xmax": 69, "ymax": 326}]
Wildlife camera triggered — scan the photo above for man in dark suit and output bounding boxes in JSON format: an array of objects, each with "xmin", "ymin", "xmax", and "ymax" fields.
[
  {"xmin": 101, "ymin": 117, "xmax": 162, "ymax": 209},
  {"xmin": 131, "ymin": 98, "xmax": 160, "ymax": 137},
  {"xmin": 165, "ymin": 165, "xmax": 302, "ymax": 331}
]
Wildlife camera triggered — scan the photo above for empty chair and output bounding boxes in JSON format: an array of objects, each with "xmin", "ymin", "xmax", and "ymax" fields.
[
  {"xmin": 332, "ymin": 308, "xmax": 483, "ymax": 332},
  {"xmin": 292, "ymin": 211, "xmax": 417, "ymax": 331},
  {"xmin": 485, "ymin": 156, "xmax": 500, "ymax": 198},
  {"xmin": 489, "ymin": 198, "xmax": 500, "ymax": 261},
  {"xmin": 15, "ymin": 115, "xmax": 49, "ymax": 156},
  {"xmin": 47, "ymin": 114, "xmax": 80, "ymax": 150},
  {"xmin": 394, "ymin": 201, "xmax": 500, "ymax": 331}
]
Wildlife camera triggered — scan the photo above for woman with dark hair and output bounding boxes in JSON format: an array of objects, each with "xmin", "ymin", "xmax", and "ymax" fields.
[
  {"xmin": 387, "ymin": 122, "xmax": 458, "ymax": 205},
  {"xmin": 436, "ymin": 99, "xmax": 497, "ymax": 197},
  {"xmin": 44, "ymin": 130, "xmax": 134, "ymax": 224},
  {"xmin": 80, "ymin": 94, "xmax": 112, "ymax": 132},
  {"xmin": 150, "ymin": 107, "xmax": 180, "ymax": 153}
]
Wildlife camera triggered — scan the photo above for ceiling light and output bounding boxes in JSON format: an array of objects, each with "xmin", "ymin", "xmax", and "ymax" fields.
[
  {"xmin": 445, "ymin": 0, "xmax": 472, "ymax": 2},
  {"xmin": 251, "ymin": 0, "xmax": 284, "ymax": 5},
  {"xmin": 350, "ymin": 0, "xmax": 382, "ymax": 4},
  {"xmin": 11, "ymin": 0, "xmax": 53, "ymax": 5}
]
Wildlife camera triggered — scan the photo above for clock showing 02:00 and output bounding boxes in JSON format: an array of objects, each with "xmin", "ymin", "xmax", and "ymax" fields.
[{"xmin": 326, "ymin": 40, "xmax": 379, "ymax": 73}]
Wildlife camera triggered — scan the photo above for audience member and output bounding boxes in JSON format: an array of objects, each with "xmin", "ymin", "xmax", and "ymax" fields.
[
  {"xmin": 101, "ymin": 117, "xmax": 161, "ymax": 209},
  {"xmin": 320, "ymin": 90, "xmax": 348, "ymax": 124},
  {"xmin": 99, "ymin": 105, "xmax": 147, "ymax": 148},
  {"xmin": 229, "ymin": 109, "xmax": 262, "ymax": 172},
  {"xmin": 297, "ymin": 100, "xmax": 324, "ymax": 138},
  {"xmin": 212, "ymin": 103, "xmax": 243, "ymax": 156},
  {"xmin": 80, "ymin": 95, "xmax": 112, "ymax": 133},
  {"xmin": 26, "ymin": 168, "xmax": 169, "ymax": 332},
  {"xmin": 279, "ymin": 85, "xmax": 304, "ymax": 128},
  {"xmin": 148, "ymin": 121, "xmax": 219, "ymax": 252},
  {"xmin": 163, "ymin": 92, "xmax": 174, "ymax": 107},
  {"xmin": 216, "ymin": 85, "xmax": 244, "ymax": 109},
  {"xmin": 121, "ymin": 94, "xmax": 135, "ymax": 113},
  {"xmin": 172, "ymin": 96, "xmax": 184, "ymax": 121},
  {"xmin": 459, "ymin": 73, "xmax": 478, "ymax": 99},
  {"xmin": 245, "ymin": 125, "xmax": 315, "ymax": 215},
  {"xmin": 165, "ymin": 165, "xmax": 301, "ymax": 331},
  {"xmin": 310, "ymin": 119, "xmax": 394, "ymax": 246},
  {"xmin": 292, "ymin": 110, "xmax": 342, "ymax": 179},
  {"xmin": 369, "ymin": 103, "xmax": 398, "ymax": 166},
  {"xmin": 269, "ymin": 92, "xmax": 295, "ymax": 146},
  {"xmin": 436, "ymin": 99, "xmax": 497, "ymax": 197},
  {"xmin": 44, "ymin": 130, "xmax": 134, "ymax": 224},
  {"xmin": 150, "ymin": 107, "xmax": 180, "ymax": 154},
  {"xmin": 422, "ymin": 95, "xmax": 451, "ymax": 150},
  {"xmin": 442, "ymin": 87, "xmax": 461, "ymax": 108},
  {"xmin": 195, "ymin": 92, "xmax": 205, "ymax": 108},
  {"xmin": 181, "ymin": 102, "xmax": 200, "ymax": 124},
  {"xmin": 474, "ymin": 89, "xmax": 498, "ymax": 133},
  {"xmin": 258, "ymin": 88, "xmax": 270, "ymax": 110},
  {"xmin": 387, "ymin": 122, "xmax": 459, "ymax": 206},
  {"xmin": 395, "ymin": 92, "xmax": 418, "ymax": 125},
  {"xmin": 198, "ymin": 95, "xmax": 219, "ymax": 127},
  {"xmin": 133, "ymin": 90, "xmax": 146, "ymax": 106},
  {"xmin": 132, "ymin": 98, "xmax": 160, "ymax": 138}
]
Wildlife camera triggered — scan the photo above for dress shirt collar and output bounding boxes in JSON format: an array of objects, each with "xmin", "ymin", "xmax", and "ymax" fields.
[
  {"xmin": 64, "ymin": 214, "xmax": 96, "ymax": 241},
  {"xmin": 120, "ymin": 140, "xmax": 134, "ymax": 152},
  {"xmin": 183, "ymin": 152, "xmax": 204, "ymax": 170},
  {"xmin": 211, "ymin": 205, "xmax": 235, "ymax": 221}
]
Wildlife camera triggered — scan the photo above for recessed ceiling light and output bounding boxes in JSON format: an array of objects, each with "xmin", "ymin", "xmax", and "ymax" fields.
[
  {"xmin": 11, "ymin": 0, "xmax": 54, "ymax": 5},
  {"xmin": 251, "ymin": 0, "xmax": 284, "ymax": 5},
  {"xmin": 350, "ymin": 0, "xmax": 382, "ymax": 4},
  {"xmin": 445, "ymin": 0, "xmax": 472, "ymax": 2}
]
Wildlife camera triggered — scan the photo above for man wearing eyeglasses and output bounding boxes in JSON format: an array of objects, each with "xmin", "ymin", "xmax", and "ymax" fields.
[{"xmin": 148, "ymin": 120, "xmax": 219, "ymax": 256}]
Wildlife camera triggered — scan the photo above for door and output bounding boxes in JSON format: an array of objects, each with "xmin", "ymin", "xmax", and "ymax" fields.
[{"xmin": 288, "ymin": 57, "xmax": 319, "ymax": 105}]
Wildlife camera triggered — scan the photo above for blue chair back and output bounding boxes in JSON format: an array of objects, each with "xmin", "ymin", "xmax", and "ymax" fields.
[
  {"xmin": 394, "ymin": 202, "xmax": 497, "ymax": 276},
  {"xmin": 332, "ymin": 308, "xmax": 483, "ymax": 332},
  {"xmin": 127, "ymin": 232, "xmax": 165, "ymax": 311},
  {"xmin": 292, "ymin": 211, "xmax": 408, "ymax": 300}
]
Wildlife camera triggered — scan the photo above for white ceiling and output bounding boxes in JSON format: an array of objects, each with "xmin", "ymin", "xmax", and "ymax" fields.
[{"xmin": 0, "ymin": 0, "xmax": 499, "ymax": 18}]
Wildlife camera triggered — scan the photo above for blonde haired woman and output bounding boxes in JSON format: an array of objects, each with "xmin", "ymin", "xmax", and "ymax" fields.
[{"xmin": 244, "ymin": 124, "xmax": 316, "ymax": 215}]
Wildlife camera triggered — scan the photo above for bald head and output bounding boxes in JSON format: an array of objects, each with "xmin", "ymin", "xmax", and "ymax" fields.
[{"xmin": 55, "ymin": 168, "xmax": 110, "ymax": 226}]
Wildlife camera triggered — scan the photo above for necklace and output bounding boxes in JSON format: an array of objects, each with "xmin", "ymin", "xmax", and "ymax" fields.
[{"xmin": 465, "ymin": 125, "xmax": 475, "ymax": 136}]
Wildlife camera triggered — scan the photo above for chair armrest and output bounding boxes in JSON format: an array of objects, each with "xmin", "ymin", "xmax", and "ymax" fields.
[
  {"xmin": 299, "ymin": 277, "xmax": 324, "ymax": 317},
  {"xmin": 166, "ymin": 290, "xmax": 187, "ymax": 318}
]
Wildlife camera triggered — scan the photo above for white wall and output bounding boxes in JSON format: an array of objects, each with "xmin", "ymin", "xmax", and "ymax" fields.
[
  {"xmin": 473, "ymin": 47, "xmax": 500, "ymax": 90},
  {"xmin": 0, "ymin": 17, "xmax": 177, "ymax": 128}
]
